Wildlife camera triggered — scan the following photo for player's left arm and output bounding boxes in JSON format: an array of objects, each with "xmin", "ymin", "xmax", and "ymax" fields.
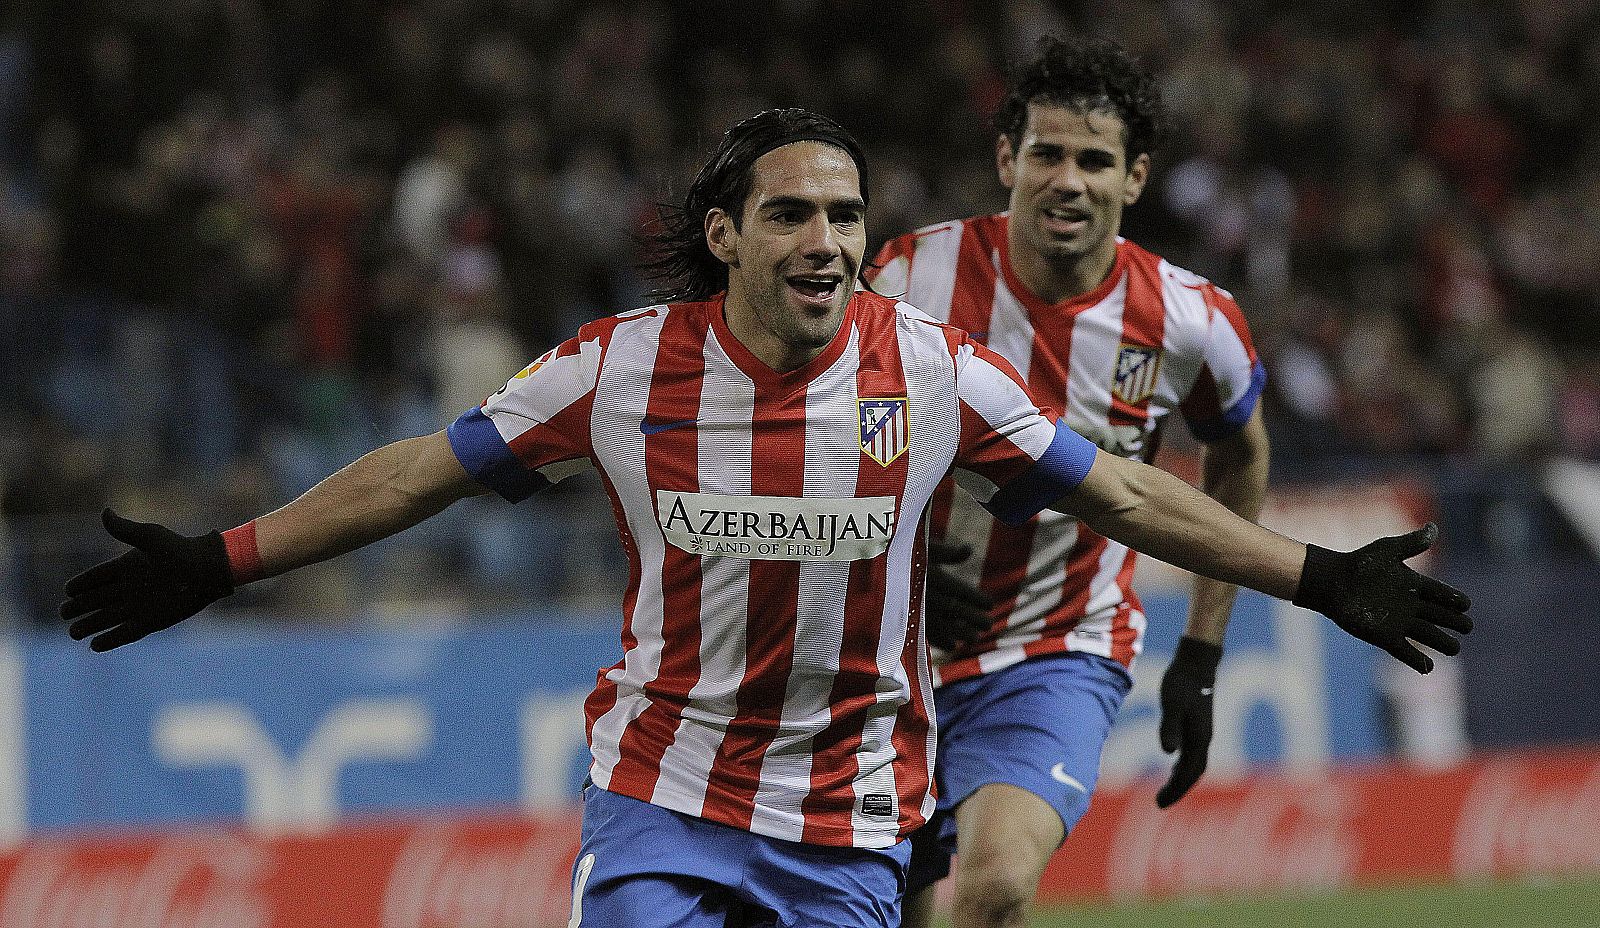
[
  {"xmin": 953, "ymin": 332, "xmax": 1470, "ymax": 677},
  {"xmin": 1154, "ymin": 407, "xmax": 1270, "ymax": 807},
  {"xmin": 1184, "ymin": 407, "xmax": 1271, "ymax": 645}
]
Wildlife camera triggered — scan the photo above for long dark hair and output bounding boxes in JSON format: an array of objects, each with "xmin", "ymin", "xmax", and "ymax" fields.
[{"xmin": 640, "ymin": 108, "xmax": 870, "ymax": 304}]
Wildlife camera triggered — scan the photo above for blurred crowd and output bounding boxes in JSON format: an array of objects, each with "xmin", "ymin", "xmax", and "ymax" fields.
[{"xmin": 1, "ymin": 0, "xmax": 1597, "ymax": 625}]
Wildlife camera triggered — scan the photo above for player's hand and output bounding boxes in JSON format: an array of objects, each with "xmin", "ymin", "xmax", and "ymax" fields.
[
  {"xmin": 925, "ymin": 541, "xmax": 994, "ymax": 651},
  {"xmin": 59, "ymin": 509, "xmax": 233, "ymax": 652},
  {"xmin": 1292, "ymin": 523, "xmax": 1472, "ymax": 674},
  {"xmin": 1155, "ymin": 635, "xmax": 1221, "ymax": 808}
]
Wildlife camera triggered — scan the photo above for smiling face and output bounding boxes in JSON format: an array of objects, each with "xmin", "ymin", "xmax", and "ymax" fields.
[
  {"xmin": 998, "ymin": 102, "xmax": 1150, "ymax": 301},
  {"xmin": 706, "ymin": 141, "xmax": 867, "ymax": 371}
]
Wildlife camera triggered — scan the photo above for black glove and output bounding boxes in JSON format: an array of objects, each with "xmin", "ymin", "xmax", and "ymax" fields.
[
  {"xmin": 1293, "ymin": 523, "xmax": 1472, "ymax": 674},
  {"xmin": 1155, "ymin": 635, "xmax": 1222, "ymax": 808},
  {"xmin": 924, "ymin": 541, "xmax": 994, "ymax": 651},
  {"xmin": 60, "ymin": 509, "xmax": 234, "ymax": 652}
]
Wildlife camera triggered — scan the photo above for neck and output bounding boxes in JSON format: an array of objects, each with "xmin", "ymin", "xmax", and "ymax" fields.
[
  {"xmin": 722, "ymin": 291, "xmax": 825, "ymax": 373},
  {"xmin": 1007, "ymin": 233, "xmax": 1118, "ymax": 304}
]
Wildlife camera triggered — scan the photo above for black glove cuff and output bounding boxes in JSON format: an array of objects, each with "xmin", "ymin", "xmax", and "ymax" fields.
[
  {"xmin": 193, "ymin": 530, "xmax": 236, "ymax": 597},
  {"xmin": 1171, "ymin": 635, "xmax": 1222, "ymax": 676},
  {"xmin": 1292, "ymin": 543, "xmax": 1350, "ymax": 617}
]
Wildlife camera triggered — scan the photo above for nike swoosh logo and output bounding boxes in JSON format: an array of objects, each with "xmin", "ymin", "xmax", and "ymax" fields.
[
  {"xmin": 1200, "ymin": 687, "xmax": 1214, "ymax": 696},
  {"xmin": 640, "ymin": 418, "xmax": 698, "ymax": 435},
  {"xmin": 1051, "ymin": 763, "xmax": 1088, "ymax": 794}
]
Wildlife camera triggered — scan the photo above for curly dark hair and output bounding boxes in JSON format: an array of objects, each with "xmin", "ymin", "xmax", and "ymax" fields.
[
  {"xmin": 640, "ymin": 108, "xmax": 870, "ymax": 304},
  {"xmin": 993, "ymin": 36, "xmax": 1165, "ymax": 162}
]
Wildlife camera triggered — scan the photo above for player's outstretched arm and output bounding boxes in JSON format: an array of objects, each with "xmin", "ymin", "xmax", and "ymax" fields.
[
  {"xmin": 1053, "ymin": 451, "xmax": 1471, "ymax": 674},
  {"xmin": 61, "ymin": 430, "xmax": 485, "ymax": 651},
  {"xmin": 250, "ymin": 430, "xmax": 485, "ymax": 576}
]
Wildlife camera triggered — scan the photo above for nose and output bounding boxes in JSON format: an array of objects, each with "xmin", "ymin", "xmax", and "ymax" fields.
[
  {"xmin": 1048, "ymin": 161, "xmax": 1087, "ymax": 198},
  {"xmin": 798, "ymin": 213, "xmax": 841, "ymax": 263}
]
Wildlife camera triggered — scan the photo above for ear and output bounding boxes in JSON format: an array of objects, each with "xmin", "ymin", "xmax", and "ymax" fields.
[
  {"xmin": 1123, "ymin": 152, "xmax": 1151, "ymax": 206},
  {"xmin": 996, "ymin": 134, "xmax": 1018, "ymax": 190},
  {"xmin": 705, "ymin": 207, "xmax": 738, "ymax": 267}
]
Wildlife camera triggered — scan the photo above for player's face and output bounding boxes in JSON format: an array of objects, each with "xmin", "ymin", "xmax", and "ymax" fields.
[
  {"xmin": 998, "ymin": 103, "xmax": 1150, "ymax": 273},
  {"xmin": 708, "ymin": 142, "xmax": 867, "ymax": 365}
]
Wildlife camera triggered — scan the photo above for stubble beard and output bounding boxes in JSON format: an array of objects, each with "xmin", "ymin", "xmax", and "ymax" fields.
[{"xmin": 754, "ymin": 284, "xmax": 846, "ymax": 355}]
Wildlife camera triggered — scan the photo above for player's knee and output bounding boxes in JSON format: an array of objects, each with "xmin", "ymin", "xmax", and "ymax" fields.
[{"xmin": 950, "ymin": 857, "xmax": 1035, "ymax": 928}]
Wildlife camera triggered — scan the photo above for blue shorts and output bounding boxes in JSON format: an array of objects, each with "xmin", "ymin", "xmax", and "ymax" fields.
[
  {"xmin": 569, "ymin": 785, "xmax": 912, "ymax": 928},
  {"xmin": 907, "ymin": 651, "xmax": 1132, "ymax": 894}
]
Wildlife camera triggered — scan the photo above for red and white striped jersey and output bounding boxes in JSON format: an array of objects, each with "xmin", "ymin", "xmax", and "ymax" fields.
[
  {"xmin": 448, "ymin": 291, "xmax": 1098, "ymax": 848},
  {"xmin": 868, "ymin": 214, "xmax": 1264, "ymax": 685}
]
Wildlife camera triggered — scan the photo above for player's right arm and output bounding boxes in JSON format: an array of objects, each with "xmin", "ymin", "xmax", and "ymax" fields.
[
  {"xmin": 62, "ymin": 328, "xmax": 608, "ymax": 652},
  {"xmin": 58, "ymin": 432, "xmax": 484, "ymax": 652},
  {"xmin": 252, "ymin": 429, "xmax": 487, "ymax": 578}
]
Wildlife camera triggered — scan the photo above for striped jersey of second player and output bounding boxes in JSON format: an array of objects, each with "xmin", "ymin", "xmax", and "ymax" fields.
[
  {"xmin": 869, "ymin": 213, "xmax": 1265, "ymax": 684},
  {"xmin": 446, "ymin": 290, "xmax": 1098, "ymax": 849}
]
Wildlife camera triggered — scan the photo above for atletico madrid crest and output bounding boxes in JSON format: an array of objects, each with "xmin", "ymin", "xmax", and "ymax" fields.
[
  {"xmin": 1112, "ymin": 343, "xmax": 1162, "ymax": 405},
  {"xmin": 859, "ymin": 397, "xmax": 909, "ymax": 467}
]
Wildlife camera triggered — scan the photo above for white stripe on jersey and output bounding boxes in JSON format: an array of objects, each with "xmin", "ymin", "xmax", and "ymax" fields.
[
  {"xmin": 650, "ymin": 325, "xmax": 756, "ymax": 815},
  {"xmin": 1061, "ymin": 274, "xmax": 1128, "ymax": 430},
  {"xmin": 998, "ymin": 509, "xmax": 1077, "ymax": 633},
  {"xmin": 905, "ymin": 222, "xmax": 963, "ymax": 319},
  {"xmin": 986, "ymin": 250, "xmax": 1036, "ymax": 383},
  {"xmin": 587, "ymin": 310, "xmax": 669, "ymax": 792},
  {"xmin": 955, "ymin": 347, "xmax": 1059, "ymax": 462},
  {"xmin": 747, "ymin": 330, "xmax": 862, "ymax": 841},
  {"xmin": 486, "ymin": 340, "xmax": 602, "ymax": 439}
]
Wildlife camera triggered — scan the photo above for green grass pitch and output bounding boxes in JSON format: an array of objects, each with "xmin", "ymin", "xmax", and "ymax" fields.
[{"xmin": 934, "ymin": 878, "xmax": 1600, "ymax": 928}]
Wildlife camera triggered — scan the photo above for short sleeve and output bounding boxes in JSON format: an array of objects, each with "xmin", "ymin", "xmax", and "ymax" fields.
[
  {"xmin": 951, "ymin": 337, "xmax": 1099, "ymax": 526},
  {"xmin": 446, "ymin": 335, "xmax": 601, "ymax": 502},
  {"xmin": 1180, "ymin": 284, "xmax": 1266, "ymax": 441}
]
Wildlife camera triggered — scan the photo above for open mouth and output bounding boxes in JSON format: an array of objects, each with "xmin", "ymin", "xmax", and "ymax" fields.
[
  {"xmin": 1042, "ymin": 205, "xmax": 1091, "ymax": 233},
  {"xmin": 786, "ymin": 273, "xmax": 843, "ymax": 306}
]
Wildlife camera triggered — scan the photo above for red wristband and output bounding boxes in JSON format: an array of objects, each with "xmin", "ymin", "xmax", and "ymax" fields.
[{"xmin": 221, "ymin": 521, "xmax": 264, "ymax": 585}]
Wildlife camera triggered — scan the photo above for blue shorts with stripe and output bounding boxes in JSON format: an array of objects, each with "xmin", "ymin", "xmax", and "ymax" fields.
[
  {"xmin": 568, "ymin": 785, "xmax": 912, "ymax": 928},
  {"xmin": 907, "ymin": 651, "xmax": 1132, "ymax": 894}
]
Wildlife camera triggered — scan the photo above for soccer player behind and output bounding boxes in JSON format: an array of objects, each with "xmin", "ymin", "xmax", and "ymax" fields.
[
  {"xmin": 61, "ymin": 108, "xmax": 1468, "ymax": 928},
  {"xmin": 869, "ymin": 37, "xmax": 1442, "ymax": 928}
]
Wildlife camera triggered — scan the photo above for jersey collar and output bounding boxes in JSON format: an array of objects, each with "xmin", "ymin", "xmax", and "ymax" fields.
[
  {"xmin": 708, "ymin": 291, "xmax": 857, "ymax": 395},
  {"xmin": 997, "ymin": 220, "xmax": 1129, "ymax": 319}
]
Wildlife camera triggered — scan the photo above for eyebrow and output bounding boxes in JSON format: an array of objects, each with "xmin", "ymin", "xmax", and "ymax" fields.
[
  {"xmin": 1028, "ymin": 140, "xmax": 1117, "ymax": 157},
  {"xmin": 759, "ymin": 195, "xmax": 867, "ymax": 213}
]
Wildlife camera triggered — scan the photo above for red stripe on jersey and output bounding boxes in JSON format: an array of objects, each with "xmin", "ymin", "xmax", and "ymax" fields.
[
  {"xmin": 929, "ymin": 222, "xmax": 998, "ymax": 535},
  {"xmin": 928, "ymin": 479, "xmax": 956, "ymax": 538},
  {"xmin": 1108, "ymin": 557, "xmax": 1143, "ymax": 665},
  {"xmin": 949, "ymin": 216, "xmax": 1002, "ymax": 334},
  {"xmin": 955, "ymin": 396, "xmax": 1038, "ymax": 490},
  {"xmin": 800, "ymin": 313, "xmax": 923, "ymax": 841},
  {"xmin": 1043, "ymin": 527, "xmax": 1110, "ymax": 641},
  {"xmin": 1206, "ymin": 284, "xmax": 1258, "ymax": 362},
  {"xmin": 968, "ymin": 231, "xmax": 1082, "ymax": 624},
  {"xmin": 505, "ymin": 405, "xmax": 591, "ymax": 471},
  {"xmin": 974, "ymin": 518, "xmax": 1038, "ymax": 641},
  {"xmin": 703, "ymin": 376, "xmax": 808, "ymax": 830},
  {"xmin": 604, "ymin": 309, "xmax": 713, "ymax": 800},
  {"xmin": 572, "ymin": 312, "xmax": 665, "ymax": 745},
  {"xmin": 870, "ymin": 231, "xmax": 917, "ymax": 282},
  {"xmin": 1107, "ymin": 249, "xmax": 1168, "ymax": 428},
  {"xmin": 584, "ymin": 466, "xmax": 638, "ymax": 743}
]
